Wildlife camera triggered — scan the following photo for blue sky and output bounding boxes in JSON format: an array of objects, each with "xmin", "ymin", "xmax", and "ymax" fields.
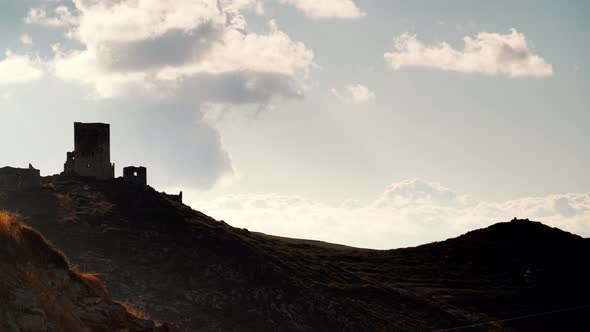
[{"xmin": 1, "ymin": 0, "xmax": 589, "ymax": 248}]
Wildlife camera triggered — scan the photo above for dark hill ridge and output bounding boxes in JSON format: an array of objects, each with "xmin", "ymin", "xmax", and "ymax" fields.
[{"xmin": 1, "ymin": 176, "xmax": 590, "ymax": 331}]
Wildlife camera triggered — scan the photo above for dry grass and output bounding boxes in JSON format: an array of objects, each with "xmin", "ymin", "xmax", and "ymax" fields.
[
  {"xmin": 0, "ymin": 210, "xmax": 160, "ymax": 330},
  {"xmin": 43, "ymin": 181, "xmax": 57, "ymax": 191},
  {"xmin": 1, "ymin": 210, "xmax": 123, "ymax": 308},
  {"xmin": 56, "ymin": 193, "xmax": 74, "ymax": 207},
  {"xmin": 55, "ymin": 190, "xmax": 115, "ymax": 224},
  {"xmin": 116, "ymin": 301, "xmax": 151, "ymax": 320},
  {"xmin": 80, "ymin": 272, "xmax": 108, "ymax": 291},
  {"xmin": 0, "ymin": 210, "xmax": 21, "ymax": 240},
  {"xmin": 0, "ymin": 210, "xmax": 70, "ymax": 269}
]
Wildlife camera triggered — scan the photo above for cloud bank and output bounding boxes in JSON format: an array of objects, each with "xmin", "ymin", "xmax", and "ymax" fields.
[
  {"xmin": 385, "ymin": 29, "xmax": 553, "ymax": 77},
  {"xmin": 199, "ymin": 179, "xmax": 590, "ymax": 249},
  {"xmin": 28, "ymin": 0, "xmax": 315, "ymax": 102},
  {"xmin": 280, "ymin": 0, "xmax": 365, "ymax": 19},
  {"xmin": 331, "ymin": 84, "xmax": 375, "ymax": 104}
]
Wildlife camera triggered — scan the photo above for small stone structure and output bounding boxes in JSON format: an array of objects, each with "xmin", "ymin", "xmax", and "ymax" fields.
[
  {"xmin": 63, "ymin": 122, "xmax": 115, "ymax": 180},
  {"xmin": 0, "ymin": 164, "xmax": 41, "ymax": 191},
  {"xmin": 57, "ymin": 121, "xmax": 186, "ymax": 203},
  {"xmin": 123, "ymin": 166, "xmax": 147, "ymax": 186},
  {"xmin": 163, "ymin": 191, "xmax": 183, "ymax": 204}
]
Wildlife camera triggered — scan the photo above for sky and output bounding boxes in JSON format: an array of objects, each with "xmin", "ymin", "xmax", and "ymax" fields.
[{"xmin": 1, "ymin": 0, "xmax": 589, "ymax": 249}]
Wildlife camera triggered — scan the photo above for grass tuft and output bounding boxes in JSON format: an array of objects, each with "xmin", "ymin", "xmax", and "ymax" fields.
[
  {"xmin": 0, "ymin": 210, "xmax": 21, "ymax": 241},
  {"xmin": 116, "ymin": 301, "xmax": 151, "ymax": 320}
]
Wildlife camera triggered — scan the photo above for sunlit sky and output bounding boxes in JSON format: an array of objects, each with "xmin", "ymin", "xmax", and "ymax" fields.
[{"xmin": 1, "ymin": 0, "xmax": 589, "ymax": 248}]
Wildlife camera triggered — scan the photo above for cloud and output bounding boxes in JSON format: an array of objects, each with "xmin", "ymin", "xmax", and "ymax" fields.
[
  {"xmin": 331, "ymin": 84, "xmax": 375, "ymax": 104},
  {"xmin": 280, "ymin": 0, "xmax": 365, "ymax": 19},
  {"xmin": 384, "ymin": 29, "xmax": 553, "ymax": 77},
  {"xmin": 221, "ymin": 0, "xmax": 265, "ymax": 14},
  {"xmin": 20, "ymin": 34, "xmax": 33, "ymax": 46},
  {"xmin": 198, "ymin": 179, "xmax": 590, "ymax": 249},
  {"xmin": 21, "ymin": 0, "xmax": 315, "ymax": 189},
  {"xmin": 31, "ymin": 0, "xmax": 314, "ymax": 102},
  {"xmin": 0, "ymin": 51, "xmax": 44, "ymax": 85},
  {"xmin": 108, "ymin": 100, "xmax": 236, "ymax": 189},
  {"xmin": 373, "ymin": 179, "xmax": 475, "ymax": 208},
  {"xmin": 24, "ymin": 6, "xmax": 76, "ymax": 27}
]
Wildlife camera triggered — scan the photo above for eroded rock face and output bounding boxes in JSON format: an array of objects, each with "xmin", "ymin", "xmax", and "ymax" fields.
[{"xmin": 0, "ymin": 213, "xmax": 174, "ymax": 332}]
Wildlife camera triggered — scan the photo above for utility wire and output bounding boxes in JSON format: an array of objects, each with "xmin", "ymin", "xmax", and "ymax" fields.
[{"xmin": 433, "ymin": 304, "xmax": 590, "ymax": 332}]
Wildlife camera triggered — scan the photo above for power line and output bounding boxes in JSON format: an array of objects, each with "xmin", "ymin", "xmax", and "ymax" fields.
[{"xmin": 433, "ymin": 304, "xmax": 590, "ymax": 332}]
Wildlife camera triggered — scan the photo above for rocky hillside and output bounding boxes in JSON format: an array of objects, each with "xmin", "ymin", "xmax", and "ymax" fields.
[
  {"xmin": 0, "ymin": 211, "xmax": 172, "ymax": 332},
  {"xmin": 1, "ymin": 176, "xmax": 589, "ymax": 331}
]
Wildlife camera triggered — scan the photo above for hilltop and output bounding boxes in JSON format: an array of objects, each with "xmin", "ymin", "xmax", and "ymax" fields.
[{"xmin": 1, "ymin": 176, "xmax": 590, "ymax": 331}]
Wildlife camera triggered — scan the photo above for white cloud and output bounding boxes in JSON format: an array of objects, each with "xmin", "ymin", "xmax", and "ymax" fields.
[
  {"xmin": 0, "ymin": 50, "xmax": 44, "ymax": 85},
  {"xmin": 29, "ymin": 0, "xmax": 314, "ymax": 101},
  {"xmin": 24, "ymin": 6, "xmax": 76, "ymax": 27},
  {"xmin": 280, "ymin": 0, "xmax": 365, "ymax": 19},
  {"xmin": 21, "ymin": 0, "xmax": 315, "ymax": 190},
  {"xmin": 20, "ymin": 34, "xmax": 33, "ymax": 46},
  {"xmin": 331, "ymin": 84, "xmax": 375, "ymax": 104},
  {"xmin": 384, "ymin": 29, "xmax": 553, "ymax": 77},
  {"xmin": 221, "ymin": 0, "xmax": 265, "ymax": 14},
  {"xmin": 373, "ymin": 179, "xmax": 475, "ymax": 208},
  {"xmin": 197, "ymin": 179, "xmax": 590, "ymax": 249}
]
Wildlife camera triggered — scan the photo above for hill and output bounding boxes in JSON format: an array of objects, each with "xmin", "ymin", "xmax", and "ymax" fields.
[
  {"xmin": 1, "ymin": 176, "xmax": 589, "ymax": 331},
  {"xmin": 0, "ymin": 211, "xmax": 173, "ymax": 331}
]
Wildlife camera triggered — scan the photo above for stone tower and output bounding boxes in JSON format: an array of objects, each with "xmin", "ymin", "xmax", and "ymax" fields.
[
  {"xmin": 123, "ymin": 166, "xmax": 147, "ymax": 186},
  {"xmin": 63, "ymin": 122, "xmax": 115, "ymax": 180}
]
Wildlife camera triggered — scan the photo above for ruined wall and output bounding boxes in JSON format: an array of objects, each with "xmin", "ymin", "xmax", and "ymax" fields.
[
  {"xmin": 0, "ymin": 165, "xmax": 41, "ymax": 191},
  {"xmin": 123, "ymin": 166, "xmax": 147, "ymax": 186},
  {"xmin": 63, "ymin": 122, "xmax": 114, "ymax": 180},
  {"xmin": 162, "ymin": 191, "xmax": 183, "ymax": 204}
]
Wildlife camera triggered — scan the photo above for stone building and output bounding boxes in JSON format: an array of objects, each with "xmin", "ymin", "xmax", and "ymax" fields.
[
  {"xmin": 123, "ymin": 166, "xmax": 147, "ymax": 186},
  {"xmin": 63, "ymin": 122, "xmax": 115, "ymax": 180},
  {"xmin": 0, "ymin": 164, "xmax": 41, "ymax": 191}
]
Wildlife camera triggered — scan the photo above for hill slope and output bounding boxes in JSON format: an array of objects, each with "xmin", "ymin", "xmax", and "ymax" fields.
[
  {"xmin": 1, "ymin": 176, "xmax": 590, "ymax": 331},
  {"xmin": 0, "ymin": 211, "xmax": 171, "ymax": 331}
]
